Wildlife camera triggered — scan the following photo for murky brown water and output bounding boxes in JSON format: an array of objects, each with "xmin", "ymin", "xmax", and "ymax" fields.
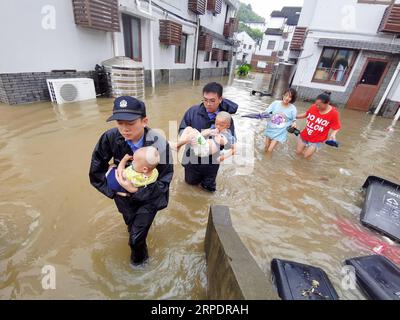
[{"xmin": 0, "ymin": 75, "xmax": 399, "ymax": 300}]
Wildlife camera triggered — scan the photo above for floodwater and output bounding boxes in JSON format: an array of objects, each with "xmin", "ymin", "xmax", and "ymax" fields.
[{"xmin": 0, "ymin": 75, "xmax": 399, "ymax": 300}]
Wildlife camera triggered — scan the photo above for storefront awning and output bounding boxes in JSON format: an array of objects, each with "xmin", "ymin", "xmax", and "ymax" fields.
[{"xmin": 317, "ymin": 38, "xmax": 400, "ymax": 54}]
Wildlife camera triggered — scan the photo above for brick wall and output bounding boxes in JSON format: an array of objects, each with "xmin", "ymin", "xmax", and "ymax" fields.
[
  {"xmin": 0, "ymin": 76, "xmax": 9, "ymax": 104},
  {"xmin": 0, "ymin": 71, "xmax": 94, "ymax": 105},
  {"xmin": 251, "ymin": 54, "xmax": 278, "ymax": 74}
]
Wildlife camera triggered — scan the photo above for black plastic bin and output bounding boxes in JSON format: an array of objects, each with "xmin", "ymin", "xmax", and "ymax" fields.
[
  {"xmin": 361, "ymin": 176, "xmax": 400, "ymax": 242},
  {"xmin": 345, "ymin": 255, "xmax": 400, "ymax": 300},
  {"xmin": 271, "ymin": 259, "xmax": 339, "ymax": 300}
]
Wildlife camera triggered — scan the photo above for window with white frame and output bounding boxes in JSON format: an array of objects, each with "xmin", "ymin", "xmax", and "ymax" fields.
[{"xmin": 312, "ymin": 47, "xmax": 358, "ymax": 85}]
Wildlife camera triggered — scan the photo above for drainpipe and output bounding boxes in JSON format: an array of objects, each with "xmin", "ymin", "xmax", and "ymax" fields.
[
  {"xmin": 192, "ymin": 17, "xmax": 200, "ymax": 82},
  {"xmin": 374, "ymin": 61, "xmax": 400, "ymax": 115},
  {"xmin": 149, "ymin": 0, "xmax": 155, "ymax": 88},
  {"xmin": 112, "ymin": 31, "xmax": 118, "ymax": 56}
]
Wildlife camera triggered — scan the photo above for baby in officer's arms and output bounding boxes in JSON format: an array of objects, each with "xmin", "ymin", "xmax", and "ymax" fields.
[
  {"xmin": 174, "ymin": 111, "xmax": 236, "ymax": 162},
  {"xmin": 106, "ymin": 146, "xmax": 160, "ymax": 193}
]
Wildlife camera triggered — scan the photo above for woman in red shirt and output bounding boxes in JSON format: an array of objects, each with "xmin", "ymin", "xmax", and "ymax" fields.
[{"xmin": 295, "ymin": 92, "xmax": 341, "ymax": 160}]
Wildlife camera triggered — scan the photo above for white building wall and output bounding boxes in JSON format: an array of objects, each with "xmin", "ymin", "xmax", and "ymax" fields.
[
  {"xmin": 0, "ymin": 0, "xmax": 236, "ymax": 75},
  {"xmin": 256, "ymin": 35, "xmax": 282, "ymax": 56},
  {"xmin": 197, "ymin": 39, "xmax": 229, "ymax": 69},
  {"xmin": 268, "ymin": 17, "xmax": 285, "ymax": 29},
  {"xmin": 243, "ymin": 22, "xmax": 266, "ymax": 32},
  {"xmin": 236, "ymin": 32, "xmax": 256, "ymax": 63},
  {"xmin": 282, "ymin": 25, "xmax": 296, "ymax": 61},
  {"xmin": 198, "ymin": 1, "xmax": 235, "ymax": 70},
  {"xmin": 306, "ymin": 0, "xmax": 398, "ymax": 35},
  {"xmin": 0, "ymin": 0, "xmax": 114, "ymax": 73},
  {"xmin": 254, "ymin": 16, "xmax": 295, "ymax": 59},
  {"xmin": 117, "ymin": 0, "xmax": 197, "ymax": 71},
  {"xmin": 200, "ymin": 1, "xmax": 232, "ymax": 35},
  {"xmin": 292, "ymin": 0, "xmax": 400, "ymax": 92}
]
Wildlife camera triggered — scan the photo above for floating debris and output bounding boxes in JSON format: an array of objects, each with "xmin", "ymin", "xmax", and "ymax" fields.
[
  {"xmin": 301, "ymin": 279, "xmax": 330, "ymax": 299},
  {"xmin": 339, "ymin": 168, "xmax": 352, "ymax": 176}
]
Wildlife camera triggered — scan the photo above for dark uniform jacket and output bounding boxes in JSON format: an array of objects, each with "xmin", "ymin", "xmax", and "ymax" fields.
[
  {"xmin": 89, "ymin": 127, "xmax": 174, "ymax": 211},
  {"xmin": 179, "ymin": 98, "xmax": 238, "ymax": 165}
]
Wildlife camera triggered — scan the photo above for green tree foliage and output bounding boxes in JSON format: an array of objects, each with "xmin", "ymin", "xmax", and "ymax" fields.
[
  {"xmin": 237, "ymin": 3, "xmax": 265, "ymax": 42},
  {"xmin": 238, "ymin": 22, "xmax": 264, "ymax": 42},
  {"xmin": 237, "ymin": 3, "xmax": 265, "ymax": 23},
  {"xmin": 237, "ymin": 64, "xmax": 252, "ymax": 77}
]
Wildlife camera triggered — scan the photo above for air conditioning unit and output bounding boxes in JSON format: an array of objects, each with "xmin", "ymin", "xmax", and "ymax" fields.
[{"xmin": 46, "ymin": 78, "xmax": 96, "ymax": 104}]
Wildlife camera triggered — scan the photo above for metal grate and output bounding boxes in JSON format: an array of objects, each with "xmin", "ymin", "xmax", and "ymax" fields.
[{"xmin": 60, "ymin": 83, "xmax": 79, "ymax": 102}]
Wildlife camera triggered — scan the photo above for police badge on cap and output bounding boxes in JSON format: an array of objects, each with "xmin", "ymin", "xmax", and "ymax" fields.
[{"xmin": 107, "ymin": 96, "xmax": 147, "ymax": 122}]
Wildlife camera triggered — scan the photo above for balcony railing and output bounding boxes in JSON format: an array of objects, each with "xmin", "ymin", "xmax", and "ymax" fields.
[
  {"xmin": 313, "ymin": 67, "xmax": 348, "ymax": 83},
  {"xmin": 379, "ymin": 4, "xmax": 400, "ymax": 34}
]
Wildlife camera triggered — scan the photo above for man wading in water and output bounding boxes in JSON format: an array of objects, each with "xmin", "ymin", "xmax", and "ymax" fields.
[
  {"xmin": 89, "ymin": 96, "xmax": 173, "ymax": 267},
  {"xmin": 179, "ymin": 82, "xmax": 238, "ymax": 192}
]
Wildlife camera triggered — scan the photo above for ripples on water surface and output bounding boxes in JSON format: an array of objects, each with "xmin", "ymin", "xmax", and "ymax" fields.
[{"xmin": 0, "ymin": 75, "xmax": 399, "ymax": 299}]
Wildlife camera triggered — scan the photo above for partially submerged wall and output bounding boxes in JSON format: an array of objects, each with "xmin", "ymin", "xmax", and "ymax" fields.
[{"xmin": 205, "ymin": 205, "xmax": 278, "ymax": 300}]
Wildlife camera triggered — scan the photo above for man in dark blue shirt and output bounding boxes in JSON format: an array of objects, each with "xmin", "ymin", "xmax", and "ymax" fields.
[{"xmin": 179, "ymin": 82, "xmax": 238, "ymax": 192}]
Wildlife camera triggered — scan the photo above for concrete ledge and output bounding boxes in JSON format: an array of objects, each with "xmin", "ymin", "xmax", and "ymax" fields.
[{"xmin": 205, "ymin": 205, "xmax": 278, "ymax": 300}]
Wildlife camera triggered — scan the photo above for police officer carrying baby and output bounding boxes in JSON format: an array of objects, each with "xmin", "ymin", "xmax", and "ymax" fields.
[
  {"xmin": 89, "ymin": 96, "xmax": 173, "ymax": 267},
  {"xmin": 179, "ymin": 82, "xmax": 238, "ymax": 192}
]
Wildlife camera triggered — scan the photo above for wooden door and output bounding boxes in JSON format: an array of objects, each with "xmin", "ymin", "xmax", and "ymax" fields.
[{"xmin": 346, "ymin": 58, "xmax": 390, "ymax": 111}]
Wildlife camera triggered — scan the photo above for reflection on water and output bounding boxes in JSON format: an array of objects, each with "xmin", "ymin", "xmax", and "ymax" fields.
[{"xmin": 0, "ymin": 75, "xmax": 399, "ymax": 299}]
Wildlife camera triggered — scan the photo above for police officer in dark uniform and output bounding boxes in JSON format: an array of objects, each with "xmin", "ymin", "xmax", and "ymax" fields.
[
  {"xmin": 89, "ymin": 96, "xmax": 173, "ymax": 267},
  {"xmin": 179, "ymin": 82, "xmax": 238, "ymax": 192}
]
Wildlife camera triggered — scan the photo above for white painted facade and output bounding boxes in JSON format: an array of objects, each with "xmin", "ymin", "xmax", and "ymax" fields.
[
  {"xmin": 243, "ymin": 22, "xmax": 266, "ymax": 32},
  {"xmin": 292, "ymin": 0, "xmax": 400, "ymax": 101},
  {"xmin": 236, "ymin": 31, "xmax": 256, "ymax": 64},
  {"xmin": 255, "ymin": 17, "xmax": 297, "ymax": 62},
  {"xmin": 0, "ymin": 0, "xmax": 114, "ymax": 73},
  {"xmin": 115, "ymin": 0, "xmax": 197, "ymax": 71},
  {"xmin": 0, "ymin": 0, "xmax": 237, "ymax": 77}
]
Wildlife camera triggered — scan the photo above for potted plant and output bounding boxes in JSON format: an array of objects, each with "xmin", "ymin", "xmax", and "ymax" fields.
[{"xmin": 237, "ymin": 64, "xmax": 251, "ymax": 78}]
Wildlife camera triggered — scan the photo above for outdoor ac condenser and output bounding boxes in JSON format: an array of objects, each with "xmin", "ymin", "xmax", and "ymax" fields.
[{"xmin": 46, "ymin": 78, "xmax": 96, "ymax": 104}]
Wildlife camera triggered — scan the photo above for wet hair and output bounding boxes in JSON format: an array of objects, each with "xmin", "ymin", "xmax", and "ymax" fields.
[
  {"xmin": 284, "ymin": 88, "xmax": 297, "ymax": 103},
  {"xmin": 216, "ymin": 111, "xmax": 232, "ymax": 126},
  {"xmin": 316, "ymin": 91, "xmax": 332, "ymax": 104},
  {"xmin": 203, "ymin": 82, "xmax": 223, "ymax": 97}
]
